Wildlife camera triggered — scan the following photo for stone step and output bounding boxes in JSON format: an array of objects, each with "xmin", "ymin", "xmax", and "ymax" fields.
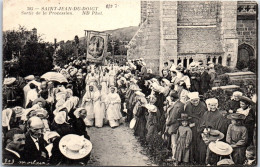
[{"xmin": 225, "ymin": 71, "xmax": 256, "ymax": 81}]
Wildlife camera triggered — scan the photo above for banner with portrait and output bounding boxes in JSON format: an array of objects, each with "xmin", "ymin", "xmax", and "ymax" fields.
[{"xmin": 86, "ymin": 31, "xmax": 108, "ymax": 63}]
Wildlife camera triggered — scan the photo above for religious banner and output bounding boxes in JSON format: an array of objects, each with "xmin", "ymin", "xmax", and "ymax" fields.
[{"xmin": 86, "ymin": 31, "xmax": 108, "ymax": 63}]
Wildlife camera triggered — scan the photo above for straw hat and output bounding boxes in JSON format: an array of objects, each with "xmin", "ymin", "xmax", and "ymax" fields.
[
  {"xmin": 24, "ymin": 75, "xmax": 35, "ymax": 81},
  {"xmin": 129, "ymin": 118, "xmax": 136, "ymax": 129},
  {"xmin": 177, "ymin": 113, "xmax": 191, "ymax": 121},
  {"xmin": 217, "ymin": 159, "xmax": 234, "ymax": 165},
  {"xmin": 206, "ymin": 129, "xmax": 225, "ymax": 141},
  {"xmin": 59, "ymin": 134, "xmax": 92, "ymax": 160},
  {"xmin": 4, "ymin": 77, "xmax": 16, "ymax": 85},
  {"xmin": 209, "ymin": 141, "xmax": 233, "ymax": 156},
  {"xmin": 238, "ymin": 96, "xmax": 255, "ymax": 104},
  {"xmin": 227, "ymin": 113, "xmax": 246, "ymax": 120}
]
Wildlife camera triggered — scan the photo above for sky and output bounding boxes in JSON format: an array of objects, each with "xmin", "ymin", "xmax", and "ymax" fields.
[{"xmin": 3, "ymin": 0, "xmax": 141, "ymax": 42}]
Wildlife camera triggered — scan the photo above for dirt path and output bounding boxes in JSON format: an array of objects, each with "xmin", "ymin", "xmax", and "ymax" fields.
[{"xmin": 87, "ymin": 123, "xmax": 157, "ymax": 166}]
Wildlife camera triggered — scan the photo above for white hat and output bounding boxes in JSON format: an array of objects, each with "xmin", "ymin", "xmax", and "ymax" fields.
[
  {"xmin": 189, "ymin": 62, "xmax": 196, "ymax": 67},
  {"xmin": 209, "ymin": 141, "xmax": 233, "ymax": 156},
  {"xmin": 4, "ymin": 77, "xmax": 16, "ymax": 85},
  {"xmin": 209, "ymin": 64, "xmax": 214, "ymax": 68},
  {"xmin": 24, "ymin": 75, "xmax": 35, "ymax": 81},
  {"xmin": 144, "ymin": 104, "xmax": 157, "ymax": 112},
  {"xmin": 59, "ymin": 134, "xmax": 92, "ymax": 160},
  {"xmin": 54, "ymin": 111, "xmax": 66, "ymax": 124},
  {"xmin": 130, "ymin": 78, "xmax": 138, "ymax": 84},
  {"xmin": 206, "ymin": 98, "xmax": 218, "ymax": 105},
  {"xmin": 188, "ymin": 92, "xmax": 199, "ymax": 100},
  {"xmin": 135, "ymin": 91, "xmax": 145, "ymax": 97},
  {"xmin": 232, "ymin": 91, "xmax": 243, "ymax": 97},
  {"xmin": 162, "ymin": 79, "xmax": 170, "ymax": 86},
  {"xmin": 44, "ymin": 131, "xmax": 60, "ymax": 142},
  {"xmin": 74, "ymin": 108, "xmax": 85, "ymax": 118}
]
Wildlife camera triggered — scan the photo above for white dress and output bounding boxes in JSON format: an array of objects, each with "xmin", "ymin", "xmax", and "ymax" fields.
[
  {"xmin": 108, "ymin": 70, "xmax": 116, "ymax": 87},
  {"xmin": 81, "ymin": 91, "xmax": 95, "ymax": 126},
  {"xmin": 100, "ymin": 73, "xmax": 109, "ymax": 95},
  {"xmin": 93, "ymin": 91, "xmax": 105, "ymax": 127},
  {"xmin": 106, "ymin": 92, "xmax": 122, "ymax": 127}
]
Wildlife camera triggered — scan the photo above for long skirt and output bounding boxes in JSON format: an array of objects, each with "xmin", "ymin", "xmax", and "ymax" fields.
[
  {"xmin": 82, "ymin": 102, "xmax": 94, "ymax": 126},
  {"xmin": 175, "ymin": 137, "xmax": 190, "ymax": 163},
  {"xmin": 106, "ymin": 103, "xmax": 122, "ymax": 128},
  {"xmin": 94, "ymin": 101, "xmax": 105, "ymax": 128}
]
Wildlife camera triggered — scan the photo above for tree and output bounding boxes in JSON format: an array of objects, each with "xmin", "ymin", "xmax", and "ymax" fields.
[
  {"xmin": 19, "ymin": 41, "xmax": 54, "ymax": 76},
  {"xmin": 3, "ymin": 26, "xmax": 55, "ymax": 77}
]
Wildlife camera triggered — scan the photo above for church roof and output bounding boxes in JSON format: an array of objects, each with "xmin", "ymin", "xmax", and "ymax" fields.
[{"xmin": 177, "ymin": 27, "xmax": 224, "ymax": 54}]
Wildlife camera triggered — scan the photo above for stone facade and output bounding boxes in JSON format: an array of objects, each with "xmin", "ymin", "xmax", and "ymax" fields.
[
  {"xmin": 127, "ymin": 1, "xmax": 257, "ymax": 74},
  {"xmin": 237, "ymin": 1, "xmax": 257, "ymax": 63}
]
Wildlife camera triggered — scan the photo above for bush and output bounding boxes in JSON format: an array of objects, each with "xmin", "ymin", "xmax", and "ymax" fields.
[
  {"xmin": 248, "ymin": 58, "xmax": 257, "ymax": 73},
  {"xmin": 204, "ymin": 89, "xmax": 236, "ymax": 111},
  {"xmin": 218, "ymin": 74, "xmax": 230, "ymax": 86},
  {"xmin": 214, "ymin": 64, "xmax": 232, "ymax": 75},
  {"xmin": 236, "ymin": 61, "xmax": 246, "ymax": 70}
]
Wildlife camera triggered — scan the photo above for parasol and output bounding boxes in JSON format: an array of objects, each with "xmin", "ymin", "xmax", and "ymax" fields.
[{"xmin": 41, "ymin": 72, "xmax": 68, "ymax": 83}]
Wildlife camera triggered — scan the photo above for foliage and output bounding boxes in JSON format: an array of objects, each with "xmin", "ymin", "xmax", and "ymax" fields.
[
  {"xmin": 236, "ymin": 60, "xmax": 247, "ymax": 70},
  {"xmin": 218, "ymin": 74, "xmax": 230, "ymax": 86},
  {"xmin": 3, "ymin": 26, "xmax": 28, "ymax": 61},
  {"xmin": 204, "ymin": 89, "xmax": 236, "ymax": 111},
  {"xmin": 248, "ymin": 58, "xmax": 257, "ymax": 73},
  {"xmin": 3, "ymin": 26, "xmax": 55, "ymax": 77},
  {"xmin": 214, "ymin": 64, "xmax": 232, "ymax": 75},
  {"xmin": 19, "ymin": 41, "xmax": 54, "ymax": 77}
]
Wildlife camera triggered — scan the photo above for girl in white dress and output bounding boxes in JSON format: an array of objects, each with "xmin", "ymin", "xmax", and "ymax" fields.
[{"xmin": 105, "ymin": 86, "xmax": 122, "ymax": 128}]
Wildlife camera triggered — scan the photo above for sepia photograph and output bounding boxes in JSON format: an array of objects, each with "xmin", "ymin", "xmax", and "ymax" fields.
[{"xmin": 2, "ymin": 0, "xmax": 258, "ymax": 166}]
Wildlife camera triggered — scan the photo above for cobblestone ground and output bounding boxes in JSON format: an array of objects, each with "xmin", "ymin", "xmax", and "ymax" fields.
[{"xmin": 87, "ymin": 123, "xmax": 157, "ymax": 166}]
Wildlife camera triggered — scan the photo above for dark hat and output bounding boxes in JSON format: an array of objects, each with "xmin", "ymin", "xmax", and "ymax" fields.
[
  {"xmin": 177, "ymin": 113, "xmax": 191, "ymax": 121},
  {"xmin": 238, "ymin": 96, "xmax": 255, "ymax": 105},
  {"xmin": 32, "ymin": 98, "xmax": 46, "ymax": 107},
  {"xmin": 227, "ymin": 113, "xmax": 246, "ymax": 120}
]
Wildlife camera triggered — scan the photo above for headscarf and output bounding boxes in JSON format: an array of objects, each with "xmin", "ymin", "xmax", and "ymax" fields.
[
  {"xmin": 54, "ymin": 111, "xmax": 67, "ymax": 124},
  {"xmin": 231, "ymin": 91, "xmax": 243, "ymax": 100},
  {"xmin": 2, "ymin": 108, "xmax": 13, "ymax": 130},
  {"xmin": 74, "ymin": 108, "xmax": 86, "ymax": 118}
]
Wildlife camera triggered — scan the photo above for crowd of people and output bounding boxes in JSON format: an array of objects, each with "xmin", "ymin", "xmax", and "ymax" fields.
[{"xmin": 2, "ymin": 57, "xmax": 257, "ymax": 166}]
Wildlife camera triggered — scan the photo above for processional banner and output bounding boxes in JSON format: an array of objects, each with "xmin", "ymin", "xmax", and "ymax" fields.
[{"xmin": 86, "ymin": 31, "xmax": 108, "ymax": 63}]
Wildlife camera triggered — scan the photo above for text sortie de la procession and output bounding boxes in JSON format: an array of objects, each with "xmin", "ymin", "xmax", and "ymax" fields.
[{"xmin": 41, "ymin": 7, "xmax": 98, "ymax": 15}]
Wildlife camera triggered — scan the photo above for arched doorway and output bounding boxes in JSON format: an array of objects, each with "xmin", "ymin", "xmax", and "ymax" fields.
[{"xmin": 237, "ymin": 44, "xmax": 254, "ymax": 69}]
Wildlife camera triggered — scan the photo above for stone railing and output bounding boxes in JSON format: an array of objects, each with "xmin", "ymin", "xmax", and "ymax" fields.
[{"xmin": 237, "ymin": 2, "xmax": 257, "ymax": 15}]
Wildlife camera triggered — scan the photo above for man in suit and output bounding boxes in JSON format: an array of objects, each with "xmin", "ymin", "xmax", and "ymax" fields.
[
  {"xmin": 3, "ymin": 128, "xmax": 25, "ymax": 165},
  {"xmin": 23, "ymin": 116, "xmax": 49, "ymax": 163},
  {"xmin": 165, "ymin": 94, "xmax": 185, "ymax": 161}
]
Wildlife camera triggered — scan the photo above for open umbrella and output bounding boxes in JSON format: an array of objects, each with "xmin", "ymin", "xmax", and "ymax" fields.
[{"xmin": 41, "ymin": 72, "xmax": 68, "ymax": 83}]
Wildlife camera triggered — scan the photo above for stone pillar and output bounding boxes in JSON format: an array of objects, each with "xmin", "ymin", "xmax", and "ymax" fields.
[
  {"xmin": 159, "ymin": 1, "xmax": 178, "ymax": 74},
  {"xmin": 181, "ymin": 57, "xmax": 184, "ymax": 65},
  {"xmin": 141, "ymin": 1, "xmax": 147, "ymax": 24},
  {"xmin": 216, "ymin": 56, "xmax": 219, "ymax": 64},
  {"xmin": 220, "ymin": 1, "xmax": 238, "ymax": 68}
]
